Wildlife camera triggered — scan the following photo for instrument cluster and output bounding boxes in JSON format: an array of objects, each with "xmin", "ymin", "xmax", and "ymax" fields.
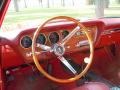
[
  {"xmin": 20, "ymin": 30, "xmax": 70, "ymax": 48},
  {"xmin": 19, "ymin": 26, "xmax": 97, "ymax": 62}
]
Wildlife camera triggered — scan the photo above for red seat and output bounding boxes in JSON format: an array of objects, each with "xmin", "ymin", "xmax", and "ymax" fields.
[{"xmin": 73, "ymin": 82, "xmax": 110, "ymax": 90}]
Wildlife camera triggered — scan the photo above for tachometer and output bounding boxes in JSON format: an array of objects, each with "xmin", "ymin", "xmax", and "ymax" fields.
[
  {"xmin": 20, "ymin": 36, "xmax": 32, "ymax": 48},
  {"xmin": 62, "ymin": 30, "xmax": 69, "ymax": 38},
  {"xmin": 36, "ymin": 34, "xmax": 46, "ymax": 44},
  {"xmin": 49, "ymin": 32, "xmax": 59, "ymax": 44}
]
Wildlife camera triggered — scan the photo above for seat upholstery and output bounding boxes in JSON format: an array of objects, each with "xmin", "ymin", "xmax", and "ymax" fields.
[{"xmin": 73, "ymin": 82, "xmax": 110, "ymax": 90}]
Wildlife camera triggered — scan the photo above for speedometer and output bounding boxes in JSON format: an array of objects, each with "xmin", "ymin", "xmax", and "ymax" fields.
[
  {"xmin": 49, "ymin": 32, "xmax": 59, "ymax": 44},
  {"xmin": 20, "ymin": 36, "xmax": 32, "ymax": 48},
  {"xmin": 36, "ymin": 34, "xmax": 46, "ymax": 44}
]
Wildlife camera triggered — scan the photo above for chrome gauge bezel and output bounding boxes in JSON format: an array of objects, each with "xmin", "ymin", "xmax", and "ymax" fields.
[
  {"xmin": 20, "ymin": 35, "xmax": 32, "ymax": 49},
  {"xmin": 48, "ymin": 32, "xmax": 60, "ymax": 44},
  {"xmin": 36, "ymin": 33, "xmax": 47, "ymax": 45}
]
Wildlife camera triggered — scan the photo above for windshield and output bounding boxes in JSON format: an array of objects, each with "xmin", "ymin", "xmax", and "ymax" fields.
[{"xmin": 1, "ymin": 0, "xmax": 120, "ymax": 31}]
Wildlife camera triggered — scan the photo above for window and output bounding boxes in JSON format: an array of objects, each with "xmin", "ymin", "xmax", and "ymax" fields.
[{"xmin": 1, "ymin": 0, "xmax": 120, "ymax": 32}]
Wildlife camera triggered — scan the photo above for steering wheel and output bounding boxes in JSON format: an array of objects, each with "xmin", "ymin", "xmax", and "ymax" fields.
[{"xmin": 32, "ymin": 16, "xmax": 94, "ymax": 83}]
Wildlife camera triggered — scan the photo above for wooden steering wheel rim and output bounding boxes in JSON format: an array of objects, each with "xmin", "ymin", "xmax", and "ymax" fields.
[{"xmin": 32, "ymin": 16, "xmax": 94, "ymax": 83}]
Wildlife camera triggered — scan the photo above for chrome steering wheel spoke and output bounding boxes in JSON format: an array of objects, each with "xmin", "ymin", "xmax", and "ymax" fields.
[
  {"xmin": 58, "ymin": 56, "xmax": 77, "ymax": 75},
  {"xmin": 59, "ymin": 26, "xmax": 80, "ymax": 46},
  {"xmin": 37, "ymin": 43, "xmax": 52, "ymax": 52}
]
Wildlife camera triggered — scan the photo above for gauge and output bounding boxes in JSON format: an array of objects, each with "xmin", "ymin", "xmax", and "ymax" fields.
[
  {"xmin": 21, "ymin": 36, "xmax": 32, "ymax": 48},
  {"xmin": 62, "ymin": 30, "xmax": 69, "ymax": 38},
  {"xmin": 49, "ymin": 32, "xmax": 59, "ymax": 44},
  {"xmin": 36, "ymin": 34, "xmax": 46, "ymax": 44}
]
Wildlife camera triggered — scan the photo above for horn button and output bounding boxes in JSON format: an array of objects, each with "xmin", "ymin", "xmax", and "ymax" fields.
[{"xmin": 53, "ymin": 44, "xmax": 65, "ymax": 56}]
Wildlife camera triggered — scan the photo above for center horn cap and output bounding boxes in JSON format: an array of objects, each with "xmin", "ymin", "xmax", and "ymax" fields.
[{"xmin": 53, "ymin": 44, "xmax": 65, "ymax": 56}]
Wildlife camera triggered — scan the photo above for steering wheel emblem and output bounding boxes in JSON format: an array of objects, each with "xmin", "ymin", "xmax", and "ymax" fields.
[{"xmin": 53, "ymin": 44, "xmax": 65, "ymax": 56}]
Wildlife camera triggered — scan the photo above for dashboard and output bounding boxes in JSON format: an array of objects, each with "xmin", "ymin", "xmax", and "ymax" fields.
[
  {"xmin": 2, "ymin": 18, "xmax": 120, "ymax": 69},
  {"xmin": 18, "ymin": 24, "xmax": 98, "ymax": 62}
]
